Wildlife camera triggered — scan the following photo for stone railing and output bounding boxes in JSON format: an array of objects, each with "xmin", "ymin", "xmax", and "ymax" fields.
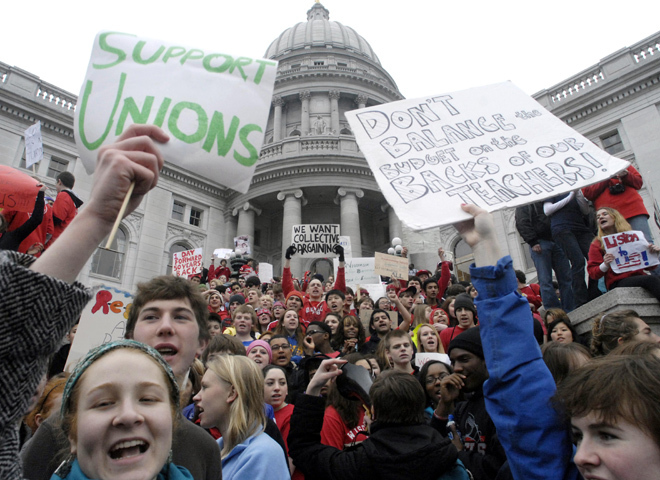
[
  {"xmin": 549, "ymin": 70, "xmax": 605, "ymax": 104},
  {"xmin": 35, "ymin": 81, "xmax": 77, "ymax": 112},
  {"xmin": 633, "ymin": 39, "xmax": 660, "ymax": 63},
  {"xmin": 301, "ymin": 138, "xmax": 339, "ymax": 151},
  {"xmin": 259, "ymin": 135, "xmax": 362, "ymax": 163}
]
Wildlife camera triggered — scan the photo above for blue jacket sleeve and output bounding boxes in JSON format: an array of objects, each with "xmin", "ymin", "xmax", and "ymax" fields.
[{"xmin": 470, "ymin": 256, "xmax": 579, "ymax": 480}]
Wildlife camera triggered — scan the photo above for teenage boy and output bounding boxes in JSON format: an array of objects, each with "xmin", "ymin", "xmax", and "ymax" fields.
[
  {"xmin": 303, "ymin": 321, "xmax": 339, "ymax": 357},
  {"xmin": 233, "ymin": 304, "xmax": 257, "ymax": 346},
  {"xmin": 440, "ymin": 293, "xmax": 477, "ymax": 352},
  {"xmin": 384, "ymin": 330, "xmax": 416, "ymax": 375},
  {"xmin": 360, "ymin": 309, "xmax": 392, "ymax": 354}
]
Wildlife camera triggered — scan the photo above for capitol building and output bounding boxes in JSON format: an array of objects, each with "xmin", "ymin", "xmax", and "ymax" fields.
[{"xmin": 1, "ymin": 2, "xmax": 660, "ymax": 290}]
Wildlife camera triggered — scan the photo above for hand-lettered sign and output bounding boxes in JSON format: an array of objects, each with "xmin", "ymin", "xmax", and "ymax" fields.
[
  {"xmin": 292, "ymin": 224, "xmax": 340, "ymax": 258},
  {"xmin": 375, "ymin": 252, "xmax": 409, "ymax": 280},
  {"xmin": 334, "ymin": 257, "xmax": 380, "ymax": 285},
  {"xmin": 173, "ymin": 248, "xmax": 203, "ymax": 276},
  {"xmin": 66, "ymin": 287, "xmax": 133, "ymax": 371},
  {"xmin": 345, "ymin": 82, "xmax": 630, "ymax": 229},
  {"xmin": 0, "ymin": 166, "xmax": 41, "ymax": 213},
  {"xmin": 24, "ymin": 121, "xmax": 44, "ymax": 168},
  {"xmin": 603, "ymin": 230, "xmax": 660, "ymax": 274},
  {"xmin": 74, "ymin": 32, "xmax": 277, "ymax": 194}
]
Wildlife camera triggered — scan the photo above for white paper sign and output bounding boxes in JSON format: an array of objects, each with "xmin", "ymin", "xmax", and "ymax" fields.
[
  {"xmin": 358, "ymin": 283, "xmax": 387, "ymax": 301},
  {"xmin": 234, "ymin": 235, "xmax": 251, "ymax": 255},
  {"xmin": 415, "ymin": 352, "xmax": 451, "ymax": 368},
  {"xmin": 172, "ymin": 247, "xmax": 203, "ymax": 276},
  {"xmin": 213, "ymin": 248, "xmax": 233, "ymax": 259},
  {"xmin": 603, "ymin": 230, "xmax": 660, "ymax": 274},
  {"xmin": 66, "ymin": 287, "xmax": 133, "ymax": 370},
  {"xmin": 258, "ymin": 262, "xmax": 274, "ymax": 284},
  {"xmin": 24, "ymin": 121, "xmax": 44, "ymax": 168},
  {"xmin": 334, "ymin": 257, "xmax": 380, "ymax": 284},
  {"xmin": 346, "ymin": 82, "xmax": 630, "ymax": 229},
  {"xmin": 74, "ymin": 32, "xmax": 277, "ymax": 194},
  {"xmin": 292, "ymin": 224, "xmax": 340, "ymax": 258},
  {"xmin": 339, "ymin": 236, "xmax": 352, "ymax": 258}
]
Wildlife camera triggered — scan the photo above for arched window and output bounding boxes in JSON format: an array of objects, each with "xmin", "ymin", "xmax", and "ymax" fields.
[
  {"xmin": 167, "ymin": 242, "xmax": 192, "ymax": 275},
  {"xmin": 91, "ymin": 227, "xmax": 127, "ymax": 279},
  {"xmin": 453, "ymin": 238, "xmax": 474, "ymax": 282}
]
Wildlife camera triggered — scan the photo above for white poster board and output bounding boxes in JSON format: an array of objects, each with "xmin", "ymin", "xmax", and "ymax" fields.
[
  {"xmin": 213, "ymin": 248, "xmax": 233, "ymax": 259},
  {"xmin": 339, "ymin": 236, "xmax": 352, "ymax": 258},
  {"xmin": 172, "ymin": 247, "xmax": 203, "ymax": 276},
  {"xmin": 359, "ymin": 283, "xmax": 387, "ymax": 301},
  {"xmin": 603, "ymin": 230, "xmax": 660, "ymax": 274},
  {"xmin": 234, "ymin": 235, "xmax": 251, "ymax": 255},
  {"xmin": 346, "ymin": 82, "xmax": 630, "ymax": 229},
  {"xmin": 74, "ymin": 32, "xmax": 277, "ymax": 194},
  {"xmin": 292, "ymin": 224, "xmax": 340, "ymax": 258},
  {"xmin": 334, "ymin": 257, "xmax": 380, "ymax": 285},
  {"xmin": 66, "ymin": 287, "xmax": 133, "ymax": 370},
  {"xmin": 24, "ymin": 121, "xmax": 44, "ymax": 168},
  {"xmin": 415, "ymin": 352, "xmax": 451, "ymax": 368},
  {"xmin": 258, "ymin": 262, "xmax": 274, "ymax": 284}
]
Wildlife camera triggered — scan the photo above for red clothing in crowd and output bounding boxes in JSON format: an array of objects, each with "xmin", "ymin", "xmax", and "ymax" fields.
[
  {"xmin": 320, "ymin": 405, "xmax": 366, "ymax": 450},
  {"xmin": 3, "ymin": 203, "xmax": 53, "ymax": 255},
  {"xmin": 440, "ymin": 325, "xmax": 469, "ymax": 352},
  {"xmin": 519, "ymin": 283, "xmax": 542, "ymax": 311},
  {"xmin": 587, "ymin": 238, "xmax": 654, "ymax": 289},
  {"xmin": 282, "ymin": 266, "xmax": 346, "ymax": 324},
  {"xmin": 50, "ymin": 190, "xmax": 82, "ymax": 245},
  {"xmin": 582, "ymin": 165, "xmax": 648, "ymax": 220},
  {"xmin": 207, "ymin": 263, "xmax": 231, "ymax": 283}
]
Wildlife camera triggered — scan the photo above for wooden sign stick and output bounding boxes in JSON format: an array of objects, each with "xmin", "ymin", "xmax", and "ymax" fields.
[{"xmin": 104, "ymin": 181, "xmax": 135, "ymax": 249}]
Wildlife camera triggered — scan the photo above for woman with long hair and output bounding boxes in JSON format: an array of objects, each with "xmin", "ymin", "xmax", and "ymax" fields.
[
  {"xmin": 194, "ymin": 355, "xmax": 289, "ymax": 479},
  {"xmin": 418, "ymin": 359, "xmax": 453, "ymax": 420},
  {"xmin": 333, "ymin": 315, "xmax": 367, "ymax": 355},
  {"xmin": 588, "ymin": 207, "xmax": 660, "ymax": 301},
  {"xmin": 590, "ymin": 309, "xmax": 660, "ymax": 356},
  {"xmin": 274, "ymin": 309, "xmax": 305, "ymax": 361},
  {"xmin": 441, "ymin": 296, "xmax": 458, "ymax": 327},
  {"xmin": 415, "ymin": 324, "xmax": 446, "ymax": 354},
  {"xmin": 547, "ymin": 318, "xmax": 579, "ymax": 344}
]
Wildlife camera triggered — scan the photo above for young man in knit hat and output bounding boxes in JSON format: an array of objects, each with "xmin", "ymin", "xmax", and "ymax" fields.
[
  {"xmin": 440, "ymin": 293, "xmax": 477, "ymax": 351},
  {"xmin": 433, "ymin": 327, "xmax": 507, "ymax": 480}
]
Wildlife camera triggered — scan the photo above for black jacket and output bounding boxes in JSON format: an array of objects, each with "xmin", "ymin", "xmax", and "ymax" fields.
[
  {"xmin": 514, "ymin": 202, "xmax": 552, "ymax": 247},
  {"xmin": 289, "ymin": 394, "xmax": 460, "ymax": 480}
]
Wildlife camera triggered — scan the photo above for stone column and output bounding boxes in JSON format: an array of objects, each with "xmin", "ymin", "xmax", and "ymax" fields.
[
  {"xmin": 355, "ymin": 94, "xmax": 368, "ymax": 109},
  {"xmin": 278, "ymin": 189, "xmax": 306, "ymax": 278},
  {"xmin": 224, "ymin": 211, "xmax": 238, "ymax": 248},
  {"xmin": 272, "ymin": 96, "xmax": 285, "ymax": 142},
  {"xmin": 300, "ymin": 91, "xmax": 311, "ymax": 135},
  {"xmin": 381, "ymin": 204, "xmax": 402, "ymax": 241},
  {"xmin": 232, "ymin": 202, "xmax": 262, "ymax": 253},
  {"xmin": 329, "ymin": 90, "xmax": 340, "ymax": 134},
  {"xmin": 335, "ymin": 187, "xmax": 364, "ymax": 257}
]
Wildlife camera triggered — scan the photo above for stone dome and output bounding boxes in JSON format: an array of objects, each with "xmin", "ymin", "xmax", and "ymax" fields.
[{"xmin": 265, "ymin": 2, "xmax": 381, "ymax": 64}]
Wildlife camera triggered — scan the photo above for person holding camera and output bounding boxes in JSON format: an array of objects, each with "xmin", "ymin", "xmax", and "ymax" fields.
[{"xmin": 582, "ymin": 165, "xmax": 657, "ymax": 247}]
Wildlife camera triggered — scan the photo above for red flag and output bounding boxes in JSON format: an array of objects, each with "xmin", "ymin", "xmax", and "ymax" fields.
[{"xmin": 0, "ymin": 166, "xmax": 41, "ymax": 213}]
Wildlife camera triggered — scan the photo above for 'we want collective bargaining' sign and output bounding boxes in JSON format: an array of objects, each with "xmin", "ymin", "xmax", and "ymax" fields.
[
  {"xmin": 345, "ymin": 82, "xmax": 630, "ymax": 229},
  {"xmin": 74, "ymin": 32, "xmax": 277, "ymax": 194},
  {"xmin": 292, "ymin": 224, "xmax": 340, "ymax": 258}
]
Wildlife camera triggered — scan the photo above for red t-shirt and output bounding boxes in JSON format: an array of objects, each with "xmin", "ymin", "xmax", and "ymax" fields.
[{"xmin": 320, "ymin": 405, "xmax": 366, "ymax": 450}]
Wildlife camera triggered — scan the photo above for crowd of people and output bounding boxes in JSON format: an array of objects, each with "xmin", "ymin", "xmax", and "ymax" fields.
[{"xmin": 2, "ymin": 125, "xmax": 660, "ymax": 480}]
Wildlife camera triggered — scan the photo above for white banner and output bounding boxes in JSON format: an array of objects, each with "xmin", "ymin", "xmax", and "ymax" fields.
[
  {"xmin": 24, "ymin": 121, "xmax": 44, "ymax": 168},
  {"xmin": 603, "ymin": 230, "xmax": 660, "ymax": 274},
  {"xmin": 74, "ymin": 32, "xmax": 277, "ymax": 194},
  {"xmin": 334, "ymin": 257, "xmax": 380, "ymax": 285},
  {"xmin": 292, "ymin": 224, "xmax": 340, "ymax": 258},
  {"xmin": 66, "ymin": 287, "xmax": 133, "ymax": 370},
  {"xmin": 172, "ymin": 247, "xmax": 203, "ymax": 276},
  {"xmin": 346, "ymin": 82, "xmax": 630, "ymax": 229}
]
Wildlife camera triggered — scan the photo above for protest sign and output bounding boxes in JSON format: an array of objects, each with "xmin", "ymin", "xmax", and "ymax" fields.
[
  {"xmin": 339, "ymin": 236, "xmax": 352, "ymax": 258},
  {"xmin": 415, "ymin": 352, "xmax": 451, "ymax": 368},
  {"xmin": 234, "ymin": 235, "xmax": 251, "ymax": 255},
  {"xmin": 375, "ymin": 252, "xmax": 409, "ymax": 280},
  {"xmin": 292, "ymin": 224, "xmax": 340, "ymax": 258},
  {"xmin": 74, "ymin": 32, "xmax": 277, "ymax": 194},
  {"xmin": 213, "ymin": 248, "xmax": 233, "ymax": 259},
  {"xmin": 0, "ymin": 166, "xmax": 41, "ymax": 213},
  {"xmin": 66, "ymin": 287, "xmax": 133, "ymax": 370},
  {"xmin": 172, "ymin": 247, "xmax": 203, "ymax": 276},
  {"xmin": 334, "ymin": 257, "xmax": 380, "ymax": 284},
  {"xmin": 24, "ymin": 121, "xmax": 44, "ymax": 168},
  {"xmin": 346, "ymin": 82, "xmax": 630, "ymax": 229},
  {"xmin": 603, "ymin": 230, "xmax": 660, "ymax": 274},
  {"xmin": 358, "ymin": 283, "xmax": 387, "ymax": 302},
  {"xmin": 258, "ymin": 262, "xmax": 274, "ymax": 284}
]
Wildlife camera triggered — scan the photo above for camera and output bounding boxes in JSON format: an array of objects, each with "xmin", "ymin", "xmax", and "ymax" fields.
[{"xmin": 609, "ymin": 182, "xmax": 626, "ymax": 195}]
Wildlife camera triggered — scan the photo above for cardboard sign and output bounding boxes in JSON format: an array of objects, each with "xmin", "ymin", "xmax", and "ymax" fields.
[
  {"xmin": 172, "ymin": 247, "xmax": 203, "ymax": 276},
  {"xmin": 292, "ymin": 224, "xmax": 340, "ymax": 258},
  {"xmin": 66, "ymin": 287, "xmax": 133, "ymax": 370},
  {"xmin": 415, "ymin": 352, "xmax": 451, "ymax": 368},
  {"xmin": 603, "ymin": 230, "xmax": 660, "ymax": 274},
  {"xmin": 339, "ymin": 236, "xmax": 352, "ymax": 258},
  {"xmin": 375, "ymin": 252, "xmax": 409, "ymax": 280},
  {"xmin": 24, "ymin": 121, "xmax": 44, "ymax": 168},
  {"xmin": 234, "ymin": 235, "xmax": 251, "ymax": 255},
  {"xmin": 334, "ymin": 257, "xmax": 380, "ymax": 285},
  {"xmin": 0, "ymin": 166, "xmax": 41, "ymax": 213},
  {"xmin": 346, "ymin": 82, "xmax": 630, "ymax": 229},
  {"xmin": 74, "ymin": 32, "xmax": 277, "ymax": 194},
  {"xmin": 258, "ymin": 262, "xmax": 274, "ymax": 284}
]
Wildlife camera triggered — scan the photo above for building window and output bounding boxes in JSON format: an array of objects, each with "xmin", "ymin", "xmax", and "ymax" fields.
[
  {"xmin": 602, "ymin": 131, "xmax": 624, "ymax": 155},
  {"xmin": 337, "ymin": 62, "xmax": 348, "ymax": 67},
  {"xmin": 91, "ymin": 228, "xmax": 127, "ymax": 279},
  {"xmin": 454, "ymin": 238, "xmax": 474, "ymax": 282},
  {"xmin": 47, "ymin": 157, "xmax": 68, "ymax": 178},
  {"xmin": 189, "ymin": 207, "xmax": 202, "ymax": 227},
  {"xmin": 167, "ymin": 242, "xmax": 192, "ymax": 275},
  {"xmin": 254, "ymin": 229, "xmax": 262, "ymax": 247},
  {"xmin": 313, "ymin": 60, "xmax": 325, "ymax": 66},
  {"xmin": 172, "ymin": 201, "xmax": 185, "ymax": 221}
]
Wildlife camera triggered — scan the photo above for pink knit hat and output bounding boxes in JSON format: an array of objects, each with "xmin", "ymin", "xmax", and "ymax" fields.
[{"xmin": 246, "ymin": 339, "xmax": 272, "ymax": 363}]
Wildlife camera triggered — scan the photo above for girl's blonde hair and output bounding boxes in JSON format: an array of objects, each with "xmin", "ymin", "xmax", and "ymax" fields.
[
  {"xmin": 595, "ymin": 207, "xmax": 632, "ymax": 249},
  {"xmin": 415, "ymin": 324, "xmax": 445, "ymax": 354},
  {"xmin": 411, "ymin": 304, "xmax": 431, "ymax": 330},
  {"xmin": 206, "ymin": 355, "xmax": 267, "ymax": 458}
]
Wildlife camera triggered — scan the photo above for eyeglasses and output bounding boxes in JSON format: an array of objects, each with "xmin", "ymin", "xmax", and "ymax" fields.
[
  {"xmin": 270, "ymin": 344, "xmax": 290, "ymax": 351},
  {"xmin": 425, "ymin": 373, "xmax": 449, "ymax": 385}
]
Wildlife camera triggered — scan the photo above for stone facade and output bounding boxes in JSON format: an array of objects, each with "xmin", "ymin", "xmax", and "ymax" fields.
[{"xmin": 1, "ymin": 4, "xmax": 660, "ymax": 291}]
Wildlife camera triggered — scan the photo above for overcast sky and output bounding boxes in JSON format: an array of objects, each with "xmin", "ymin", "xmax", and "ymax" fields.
[{"xmin": 2, "ymin": 0, "xmax": 659, "ymax": 100}]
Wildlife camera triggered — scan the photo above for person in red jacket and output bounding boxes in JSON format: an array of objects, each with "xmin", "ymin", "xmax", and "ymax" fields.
[
  {"xmin": 207, "ymin": 258, "xmax": 231, "ymax": 283},
  {"xmin": 281, "ymin": 244, "xmax": 346, "ymax": 325},
  {"xmin": 48, "ymin": 171, "xmax": 83, "ymax": 246}
]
